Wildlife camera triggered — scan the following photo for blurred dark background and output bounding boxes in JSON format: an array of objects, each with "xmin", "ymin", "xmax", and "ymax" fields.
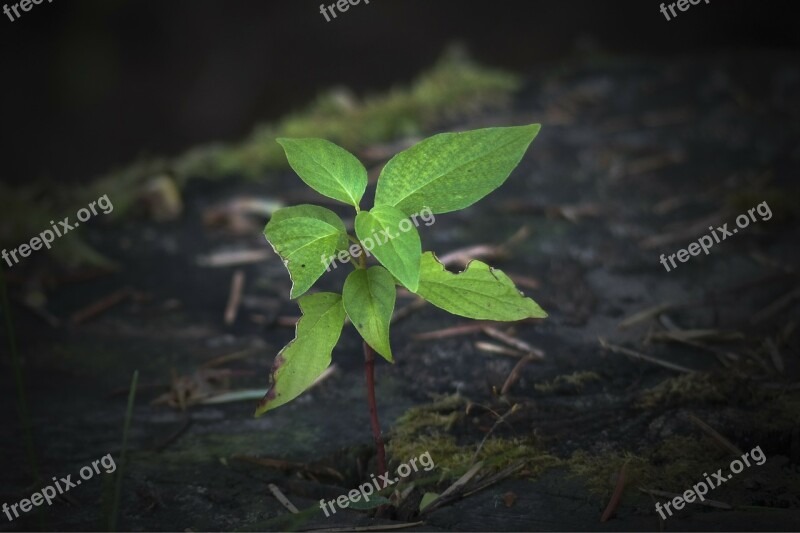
[{"xmin": 1, "ymin": 0, "xmax": 796, "ymax": 187}]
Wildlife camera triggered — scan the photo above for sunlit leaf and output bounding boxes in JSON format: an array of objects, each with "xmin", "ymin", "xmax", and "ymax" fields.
[
  {"xmin": 264, "ymin": 205, "xmax": 348, "ymax": 298},
  {"xmin": 277, "ymin": 137, "xmax": 367, "ymax": 208},
  {"xmin": 415, "ymin": 252, "xmax": 547, "ymax": 320},
  {"xmin": 374, "ymin": 124, "xmax": 540, "ymax": 215},
  {"xmin": 343, "ymin": 266, "xmax": 396, "ymax": 362},
  {"xmin": 355, "ymin": 206, "xmax": 421, "ymax": 291}
]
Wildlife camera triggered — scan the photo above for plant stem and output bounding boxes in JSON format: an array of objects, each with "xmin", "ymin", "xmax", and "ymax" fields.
[
  {"xmin": 0, "ymin": 265, "xmax": 39, "ymax": 484},
  {"xmin": 347, "ymin": 235, "xmax": 368, "ymax": 269},
  {"xmin": 363, "ymin": 341, "xmax": 387, "ymax": 482},
  {"xmin": 109, "ymin": 370, "xmax": 138, "ymax": 532}
]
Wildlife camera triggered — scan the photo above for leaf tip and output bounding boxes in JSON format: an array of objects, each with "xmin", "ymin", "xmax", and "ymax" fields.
[{"xmin": 253, "ymin": 389, "xmax": 276, "ymax": 417}]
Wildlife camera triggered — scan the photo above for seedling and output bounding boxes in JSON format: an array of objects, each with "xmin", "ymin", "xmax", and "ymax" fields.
[{"xmin": 257, "ymin": 125, "xmax": 547, "ymax": 478}]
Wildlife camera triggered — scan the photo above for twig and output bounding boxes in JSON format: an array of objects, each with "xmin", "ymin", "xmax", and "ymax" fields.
[
  {"xmin": 687, "ymin": 413, "xmax": 743, "ymax": 456},
  {"xmin": 506, "ymin": 273, "xmax": 541, "ymax": 290},
  {"xmin": 471, "ymin": 405, "xmax": 519, "ymax": 464},
  {"xmin": 152, "ymin": 415, "xmax": 191, "ymax": 453},
  {"xmin": 601, "ymin": 461, "xmax": 628, "ymax": 522},
  {"xmin": 482, "ymin": 326, "xmax": 545, "ymax": 359},
  {"xmin": 201, "ymin": 347, "xmax": 260, "ymax": 369},
  {"xmin": 276, "ymin": 316, "xmax": 300, "ymax": 327},
  {"xmin": 501, "ymin": 358, "xmax": 536, "ymax": 395},
  {"xmin": 232, "ymin": 455, "xmax": 343, "ymax": 480},
  {"xmin": 638, "ymin": 487, "xmax": 732, "ymax": 510},
  {"xmin": 764, "ymin": 338, "xmax": 784, "ymax": 373},
  {"xmin": 618, "ymin": 303, "xmax": 674, "ymax": 329},
  {"xmin": 438, "ymin": 245, "xmax": 507, "ymax": 269},
  {"xmin": 16, "ymin": 296, "xmax": 61, "ymax": 328},
  {"xmin": 412, "ymin": 322, "xmax": 490, "ymax": 341},
  {"xmin": 639, "ymin": 213, "xmax": 720, "ymax": 250},
  {"xmin": 268, "ymin": 483, "xmax": 299, "ymax": 514},
  {"xmin": 750, "ymin": 287, "xmax": 800, "ymax": 325},
  {"xmin": 648, "ymin": 335, "xmax": 739, "ymax": 363},
  {"xmin": 465, "ymin": 402, "xmax": 505, "ymax": 421},
  {"xmin": 598, "ymin": 337, "xmax": 693, "ymax": 374},
  {"xmin": 421, "ymin": 461, "xmax": 484, "ymax": 514},
  {"xmin": 460, "ymin": 461, "xmax": 526, "ymax": 498},
  {"xmin": 224, "ymin": 270, "xmax": 245, "ymax": 325},
  {"xmin": 648, "ymin": 329, "xmax": 743, "ymax": 342},
  {"xmin": 196, "ymin": 249, "xmax": 270, "ymax": 267},
  {"xmin": 71, "ymin": 288, "xmax": 134, "ymax": 325},
  {"xmin": 475, "ymin": 341, "xmax": 525, "ymax": 358}
]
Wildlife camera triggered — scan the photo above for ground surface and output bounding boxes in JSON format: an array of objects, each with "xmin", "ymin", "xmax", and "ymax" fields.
[{"xmin": 1, "ymin": 51, "xmax": 799, "ymax": 531}]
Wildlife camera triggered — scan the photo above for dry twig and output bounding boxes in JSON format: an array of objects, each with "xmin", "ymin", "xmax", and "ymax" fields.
[
  {"xmin": 501, "ymin": 357, "xmax": 536, "ymax": 395},
  {"xmin": 638, "ymin": 487, "xmax": 732, "ymax": 510},
  {"xmin": 224, "ymin": 270, "xmax": 245, "ymax": 325},
  {"xmin": 268, "ymin": 483, "xmax": 299, "ymax": 514},
  {"xmin": 598, "ymin": 337, "xmax": 693, "ymax": 374},
  {"xmin": 412, "ymin": 323, "xmax": 490, "ymax": 341},
  {"xmin": 483, "ymin": 327, "xmax": 545, "ymax": 359},
  {"xmin": 600, "ymin": 461, "xmax": 628, "ymax": 522},
  {"xmin": 71, "ymin": 287, "xmax": 135, "ymax": 325},
  {"xmin": 475, "ymin": 341, "xmax": 525, "ymax": 358},
  {"xmin": 687, "ymin": 413, "xmax": 743, "ymax": 456}
]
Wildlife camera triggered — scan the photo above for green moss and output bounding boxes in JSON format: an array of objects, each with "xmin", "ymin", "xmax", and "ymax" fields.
[
  {"xmin": 567, "ymin": 436, "xmax": 729, "ymax": 499},
  {"xmin": 534, "ymin": 371, "xmax": 602, "ymax": 394},
  {"xmin": 387, "ymin": 394, "xmax": 466, "ymax": 476},
  {"xmin": 387, "ymin": 394, "xmax": 560, "ymax": 480},
  {"xmin": 567, "ymin": 450, "xmax": 650, "ymax": 498},
  {"xmin": 638, "ymin": 372, "xmax": 734, "ymax": 408},
  {"xmin": 749, "ymin": 392, "xmax": 800, "ymax": 433}
]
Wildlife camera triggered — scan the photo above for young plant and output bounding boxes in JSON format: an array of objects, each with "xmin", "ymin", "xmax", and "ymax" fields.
[{"xmin": 257, "ymin": 125, "xmax": 546, "ymax": 477}]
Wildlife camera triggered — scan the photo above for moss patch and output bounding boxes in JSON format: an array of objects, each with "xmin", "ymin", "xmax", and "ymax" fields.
[
  {"xmin": 638, "ymin": 372, "xmax": 731, "ymax": 408},
  {"xmin": 567, "ymin": 436, "xmax": 730, "ymax": 499},
  {"xmin": 534, "ymin": 371, "xmax": 602, "ymax": 394},
  {"xmin": 387, "ymin": 394, "xmax": 561, "ymax": 481}
]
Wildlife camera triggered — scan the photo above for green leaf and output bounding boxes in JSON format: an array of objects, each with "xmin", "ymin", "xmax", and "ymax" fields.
[
  {"xmin": 343, "ymin": 266, "xmax": 396, "ymax": 362},
  {"xmin": 374, "ymin": 124, "xmax": 540, "ymax": 215},
  {"xmin": 264, "ymin": 205, "xmax": 348, "ymax": 298},
  {"xmin": 254, "ymin": 293, "xmax": 346, "ymax": 416},
  {"xmin": 415, "ymin": 252, "xmax": 547, "ymax": 320},
  {"xmin": 419, "ymin": 492, "xmax": 439, "ymax": 512},
  {"xmin": 355, "ymin": 206, "xmax": 421, "ymax": 291},
  {"xmin": 276, "ymin": 138, "xmax": 367, "ymax": 209}
]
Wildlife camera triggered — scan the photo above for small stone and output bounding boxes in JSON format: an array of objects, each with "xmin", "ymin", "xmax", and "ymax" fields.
[{"xmin": 503, "ymin": 491, "xmax": 517, "ymax": 508}]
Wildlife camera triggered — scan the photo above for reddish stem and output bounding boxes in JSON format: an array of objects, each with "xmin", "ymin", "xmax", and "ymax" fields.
[{"xmin": 363, "ymin": 341, "xmax": 387, "ymax": 483}]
